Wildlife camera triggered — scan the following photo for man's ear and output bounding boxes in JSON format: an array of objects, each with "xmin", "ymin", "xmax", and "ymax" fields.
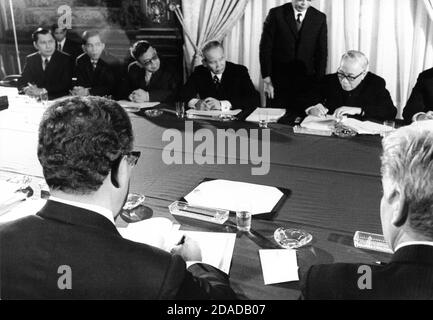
[
  {"xmin": 115, "ymin": 157, "xmax": 131, "ymax": 189},
  {"xmin": 390, "ymin": 186, "xmax": 409, "ymax": 228},
  {"xmin": 33, "ymin": 42, "xmax": 39, "ymax": 51},
  {"xmin": 82, "ymin": 45, "xmax": 86, "ymax": 53}
]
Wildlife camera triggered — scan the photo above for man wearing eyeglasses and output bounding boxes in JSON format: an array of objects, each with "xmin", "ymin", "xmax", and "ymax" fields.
[
  {"xmin": 71, "ymin": 30, "xmax": 121, "ymax": 98},
  {"xmin": 0, "ymin": 96, "xmax": 236, "ymax": 300},
  {"xmin": 124, "ymin": 40, "xmax": 179, "ymax": 103},
  {"xmin": 305, "ymin": 50, "xmax": 397, "ymax": 121}
]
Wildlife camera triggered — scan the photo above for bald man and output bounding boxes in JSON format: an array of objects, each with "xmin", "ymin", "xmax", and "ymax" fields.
[{"xmin": 304, "ymin": 50, "xmax": 397, "ymax": 122}]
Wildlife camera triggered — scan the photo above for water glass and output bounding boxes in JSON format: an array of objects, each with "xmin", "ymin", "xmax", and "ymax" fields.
[{"xmin": 236, "ymin": 211, "xmax": 251, "ymax": 232}]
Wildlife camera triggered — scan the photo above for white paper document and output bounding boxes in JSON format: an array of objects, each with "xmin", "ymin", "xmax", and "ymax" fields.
[
  {"xmin": 340, "ymin": 118, "xmax": 394, "ymax": 135},
  {"xmin": 301, "ymin": 115, "xmax": 337, "ymax": 132},
  {"xmin": 259, "ymin": 249, "xmax": 299, "ymax": 285},
  {"xmin": 0, "ymin": 199, "xmax": 46, "ymax": 223},
  {"xmin": 245, "ymin": 108, "xmax": 286, "ymax": 123},
  {"xmin": 118, "ymin": 218, "xmax": 236, "ymax": 274},
  {"xmin": 186, "ymin": 109, "xmax": 242, "ymax": 117},
  {"xmin": 184, "ymin": 179, "xmax": 284, "ymax": 215},
  {"xmin": 117, "ymin": 100, "xmax": 160, "ymax": 112}
]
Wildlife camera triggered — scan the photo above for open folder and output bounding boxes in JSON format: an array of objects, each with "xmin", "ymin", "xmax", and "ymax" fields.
[{"xmin": 118, "ymin": 218, "xmax": 236, "ymax": 274}]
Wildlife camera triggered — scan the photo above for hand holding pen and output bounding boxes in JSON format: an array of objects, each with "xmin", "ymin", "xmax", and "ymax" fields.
[{"xmin": 170, "ymin": 235, "xmax": 202, "ymax": 262}]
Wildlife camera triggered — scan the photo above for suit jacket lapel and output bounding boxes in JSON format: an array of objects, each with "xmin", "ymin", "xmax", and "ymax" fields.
[
  {"xmin": 285, "ymin": 3, "xmax": 299, "ymax": 38},
  {"xmin": 299, "ymin": 7, "xmax": 313, "ymax": 37}
]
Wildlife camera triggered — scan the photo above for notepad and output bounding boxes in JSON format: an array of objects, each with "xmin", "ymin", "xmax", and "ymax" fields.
[
  {"xmin": 245, "ymin": 108, "xmax": 286, "ymax": 123},
  {"xmin": 118, "ymin": 218, "xmax": 236, "ymax": 274},
  {"xmin": 259, "ymin": 249, "xmax": 299, "ymax": 285},
  {"xmin": 184, "ymin": 179, "xmax": 284, "ymax": 215}
]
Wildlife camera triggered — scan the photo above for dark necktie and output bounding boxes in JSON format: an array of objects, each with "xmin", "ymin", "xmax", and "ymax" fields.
[
  {"xmin": 213, "ymin": 75, "xmax": 220, "ymax": 90},
  {"xmin": 43, "ymin": 58, "xmax": 49, "ymax": 71},
  {"xmin": 58, "ymin": 43, "xmax": 62, "ymax": 51},
  {"xmin": 296, "ymin": 13, "xmax": 302, "ymax": 31}
]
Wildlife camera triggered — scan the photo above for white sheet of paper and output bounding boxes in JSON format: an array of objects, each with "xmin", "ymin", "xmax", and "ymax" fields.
[
  {"xmin": 340, "ymin": 118, "xmax": 394, "ymax": 135},
  {"xmin": 117, "ymin": 100, "xmax": 160, "ymax": 111},
  {"xmin": 0, "ymin": 199, "xmax": 46, "ymax": 223},
  {"xmin": 245, "ymin": 108, "xmax": 286, "ymax": 123},
  {"xmin": 184, "ymin": 179, "xmax": 284, "ymax": 215},
  {"xmin": 118, "ymin": 218, "xmax": 236, "ymax": 274},
  {"xmin": 186, "ymin": 109, "xmax": 241, "ymax": 117},
  {"xmin": 301, "ymin": 115, "xmax": 337, "ymax": 131},
  {"xmin": 259, "ymin": 249, "xmax": 299, "ymax": 285}
]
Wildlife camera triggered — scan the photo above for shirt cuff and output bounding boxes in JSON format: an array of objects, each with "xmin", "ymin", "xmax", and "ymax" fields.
[
  {"xmin": 220, "ymin": 100, "xmax": 232, "ymax": 112},
  {"xmin": 188, "ymin": 98, "xmax": 199, "ymax": 109}
]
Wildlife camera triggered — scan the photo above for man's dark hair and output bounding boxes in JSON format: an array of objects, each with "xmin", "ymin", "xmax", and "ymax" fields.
[
  {"xmin": 32, "ymin": 27, "xmax": 54, "ymax": 43},
  {"xmin": 37, "ymin": 96, "xmax": 133, "ymax": 194},
  {"xmin": 130, "ymin": 40, "xmax": 152, "ymax": 61},
  {"xmin": 81, "ymin": 30, "xmax": 104, "ymax": 45},
  {"xmin": 51, "ymin": 23, "xmax": 66, "ymax": 32}
]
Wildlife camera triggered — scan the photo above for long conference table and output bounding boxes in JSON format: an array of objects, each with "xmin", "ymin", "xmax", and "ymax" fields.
[{"xmin": 0, "ymin": 96, "xmax": 392, "ymax": 300}]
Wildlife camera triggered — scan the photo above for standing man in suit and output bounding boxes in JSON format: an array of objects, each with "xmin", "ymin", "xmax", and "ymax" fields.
[
  {"xmin": 304, "ymin": 50, "xmax": 397, "ymax": 122},
  {"xmin": 18, "ymin": 27, "xmax": 72, "ymax": 100},
  {"xmin": 301, "ymin": 121, "xmax": 433, "ymax": 299},
  {"xmin": 124, "ymin": 40, "xmax": 179, "ymax": 103},
  {"xmin": 403, "ymin": 68, "xmax": 433, "ymax": 123},
  {"xmin": 51, "ymin": 23, "xmax": 82, "ymax": 62},
  {"xmin": 182, "ymin": 41, "xmax": 260, "ymax": 111},
  {"xmin": 71, "ymin": 30, "xmax": 120, "ymax": 98},
  {"xmin": 0, "ymin": 96, "xmax": 237, "ymax": 300},
  {"xmin": 260, "ymin": 0, "xmax": 327, "ymax": 114}
]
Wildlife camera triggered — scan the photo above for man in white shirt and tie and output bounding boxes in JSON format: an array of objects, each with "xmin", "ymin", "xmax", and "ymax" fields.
[
  {"xmin": 18, "ymin": 28, "xmax": 72, "ymax": 99},
  {"xmin": 182, "ymin": 41, "xmax": 260, "ymax": 111},
  {"xmin": 51, "ymin": 23, "xmax": 82, "ymax": 62}
]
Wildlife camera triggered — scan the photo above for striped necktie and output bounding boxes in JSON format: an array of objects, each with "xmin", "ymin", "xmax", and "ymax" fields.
[
  {"xmin": 43, "ymin": 58, "xmax": 49, "ymax": 71},
  {"xmin": 296, "ymin": 13, "xmax": 302, "ymax": 31}
]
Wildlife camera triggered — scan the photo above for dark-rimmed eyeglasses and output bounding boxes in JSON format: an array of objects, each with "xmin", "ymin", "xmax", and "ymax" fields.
[
  {"xmin": 140, "ymin": 54, "xmax": 159, "ymax": 67},
  {"xmin": 337, "ymin": 68, "xmax": 366, "ymax": 82}
]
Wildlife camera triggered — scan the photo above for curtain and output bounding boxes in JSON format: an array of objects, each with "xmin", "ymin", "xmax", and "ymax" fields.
[
  {"xmin": 0, "ymin": 0, "xmax": 9, "ymax": 39},
  {"xmin": 181, "ymin": 0, "xmax": 251, "ymax": 73},
  {"xmin": 225, "ymin": 0, "xmax": 433, "ymax": 117},
  {"xmin": 424, "ymin": 0, "xmax": 433, "ymax": 20}
]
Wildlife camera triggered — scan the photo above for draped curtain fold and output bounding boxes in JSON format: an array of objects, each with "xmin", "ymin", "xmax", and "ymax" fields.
[
  {"xmin": 224, "ymin": 0, "xmax": 433, "ymax": 116},
  {"xmin": 181, "ymin": 0, "xmax": 251, "ymax": 73}
]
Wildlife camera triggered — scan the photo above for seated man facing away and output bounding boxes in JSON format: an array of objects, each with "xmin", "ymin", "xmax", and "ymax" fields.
[
  {"xmin": 18, "ymin": 27, "xmax": 72, "ymax": 100},
  {"xmin": 301, "ymin": 121, "xmax": 433, "ymax": 299},
  {"xmin": 305, "ymin": 50, "xmax": 397, "ymax": 122},
  {"xmin": 403, "ymin": 68, "xmax": 433, "ymax": 123},
  {"xmin": 124, "ymin": 40, "xmax": 179, "ymax": 103},
  {"xmin": 0, "ymin": 96, "xmax": 237, "ymax": 300},
  {"xmin": 71, "ymin": 30, "xmax": 120, "ymax": 98},
  {"xmin": 182, "ymin": 41, "xmax": 260, "ymax": 111}
]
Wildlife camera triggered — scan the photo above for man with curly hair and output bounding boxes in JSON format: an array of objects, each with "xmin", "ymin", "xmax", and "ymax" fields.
[{"xmin": 0, "ymin": 96, "xmax": 236, "ymax": 300}]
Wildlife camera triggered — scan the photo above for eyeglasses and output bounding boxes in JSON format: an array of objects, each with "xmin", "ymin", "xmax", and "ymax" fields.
[
  {"xmin": 125, "ymin": 151, "xmax": 141, "ymax": 167},
  {"xmin": 337, "ymin": 68, "xmax": 366, "ymax": 82},
  {"xmin": 140, "ymin": 54, "xmax": 159, "ymax": 67}
]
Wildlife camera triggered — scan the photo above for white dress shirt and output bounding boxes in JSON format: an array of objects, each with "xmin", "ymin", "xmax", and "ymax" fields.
[
  {"xmin": 49, "ymin": 196, "xmax": 115, "ymax": 225},
  {"xmin": 294, "ymin": 10, "xmax": 306, "ymax": 23}
]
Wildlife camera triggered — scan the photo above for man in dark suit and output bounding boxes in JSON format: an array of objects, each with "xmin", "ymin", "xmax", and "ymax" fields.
[
  {"xmin": 305, "ymin": 50, "xmax": 397, "ymax": 121},
  {"xmin": 403, "ymin": 68, "xmax": 433, "ymax": 123},
  {"xmin": 301, "ymin": 122, "xmax": 433, "ymax": 299},
  {"xmin": 124, "ymin": 40, "xmax": 179, "ymax": 103},
  {"xmin": 260, "ymin": 0, "xmax": 327, "ymax": 113},
  {"xmin": 52, "ymin": 24, "xmax": 82, "ymax": 62},
  {"xmin": 18, "ymin": 28, "xmax": 72, "ymax": 100},
  {"xmin": 72, "ymin": 30, "xmax": 120, "ymax": 98},
  {"xmin": 0, "ymin": 96, "xmax": 237, "ymax": 300},
  {"xmin": 182, "ymin": 41, "xmax": 260, "ymax": 111}
]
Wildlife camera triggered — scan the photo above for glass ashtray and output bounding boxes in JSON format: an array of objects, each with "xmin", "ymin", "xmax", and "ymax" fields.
[
  {"xmin": 274, "ymin": 228, "xmax": 313, "ymax": 249},
  {"xmin": 120, "ymin": 193, "xmax": 150, "ymax": 223},
  {"xmin": 144, "ymin": 109, "xmax": 164, "ymax": 117},
  {"xmin": 333, "ymin": 123, "xmax": 358, "ymax": 138},
  {"xmin": 123, "ymin": 193, "xmax": 146, "ymax": 211}
]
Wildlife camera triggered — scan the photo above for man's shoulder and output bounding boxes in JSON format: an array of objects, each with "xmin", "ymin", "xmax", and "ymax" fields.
[
  {"xmin": 308, "ymin": 6, "xmax": 327, "ymax": 19},
  {"xmin": 76, "ymin": 53, "xmax": 88, "ymax": 64},
  {"xmin": 127, "ymin": 61, "xmax": 141, "ymax": 72},
  {"xmin": 225, "ymin": 61, "xmax": 249, "ymax": 74},
  {"xmin": 54, "ymin": 50, "xmax": 72, "ymax": 62},
  {"xmin": 365, "ymin": 72, "xmax": 387, "ymax": 86},
  {"xmin": 417, "ymin": 67, "xmax": 433, "ymax": 82},
  {"xmin": 25, "ymin": 52, "xmax": 41, "ymax": 61}
]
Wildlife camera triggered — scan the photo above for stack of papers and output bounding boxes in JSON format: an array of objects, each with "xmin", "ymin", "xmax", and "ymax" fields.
[
  {"xmin": 118, "ymin": 217, "xmax": 236, "ymax": 274},
  {"xmin": 245, "ymin": 108, "xmax": 286, "ymax": 123},
  {"xmin": 300, "ymin": 115, "xmax": 336, "ymax": 132},
  {"xmin": 259, "ymin": 249, "xmax": 299, "ymax": 285},
  {"xmin": 186, "ymin": 109, "xmax": 242, "ymax": 118},
  {"xmin": 340, "ymin": 118, "xmax": 394, "ymax": 135},
  {"xmin": 184, "ymin": 179, "xmax": 284, "ymax": 215}
]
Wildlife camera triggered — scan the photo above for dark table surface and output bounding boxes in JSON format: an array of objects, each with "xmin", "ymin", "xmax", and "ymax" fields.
[{"xmin": 124, "ymin": 110, "xmax": 391, "ymax": 300}]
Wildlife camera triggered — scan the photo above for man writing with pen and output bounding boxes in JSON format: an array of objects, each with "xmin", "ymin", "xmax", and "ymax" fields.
[
  {"xmin": 18, "ymin": 27, "xmax": 72, "ymax": 100},
  {"xmin": 182, "ymin": 41, "xmax": 260, "ymax": 112},
  {"xmin": 303, "ymin": 50, "xmax": 397, "ymax": 122}
]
